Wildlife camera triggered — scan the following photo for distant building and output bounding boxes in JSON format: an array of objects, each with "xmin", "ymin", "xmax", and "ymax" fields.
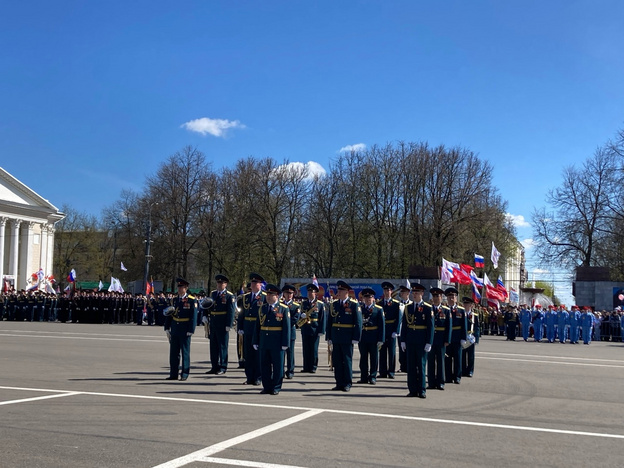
[
  {"xmin": 0, "ymin": 167, "xmax": 64, "ymax": 290},
  {"xmin": 503, "ymin": 239, "xmax": 527, "ymax": 294}
]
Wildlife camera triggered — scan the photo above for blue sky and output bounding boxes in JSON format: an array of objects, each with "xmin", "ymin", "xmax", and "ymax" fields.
[{"xmin": 2, "ymin": 1, "xmax": 623, "ymax": 302}]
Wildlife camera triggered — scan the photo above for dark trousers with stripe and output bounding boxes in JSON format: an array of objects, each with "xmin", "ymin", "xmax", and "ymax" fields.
[{"xmin": 331, "ymin": 342, "xmax": 354, "ymax": 388}]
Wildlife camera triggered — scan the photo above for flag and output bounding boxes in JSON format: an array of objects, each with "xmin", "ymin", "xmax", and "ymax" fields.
[
  {"xmin": 108, "ymin": 277, "xmax": 124, "ymax": 293},
  {"xmin": 471, "ymin": 282, "xmax": 481, "ymax": 303},
  {"xmin": 441, "ymin": 258, "xmax": 457, "ymax": 283},
  {"xmin": 120, "ymin": 262, "xmax": 127, "ymax": 272},
  {"xmin": 509, "ymin": 287, "xmax": 519, "ymax": 304},
  {"xmin": 146, "ymin": 276, "xmax": 154, "ymax": 295},
  {"xmin": 491, "ymin": 242, "xmax": 501, "ymax": 269},
  {"xmin": 312, "ymin": 275, "xmax": 319, "ymax": 288},
  {"xmin": 454, "ymin": 264, "xmax": 472, "ymax": 285},
  {"xmin": 67, "ymin": 269, "xmax": 76, "ymax": 283},
  {"xmin": 487, "ymin": 298, "xmax": 500, "ymax": 310},
  {"xmin": 483, "ymin": 272, "xmax": 494, "ymax": 287},
  {"xmin": 474, "ymin": 254, "xmax": 485, "ymax": 268},
  {"xmin": 98, "ymin": 280, "xmax": 104, "ymax": 291},
  {"xmin": 470, "ymin": 270, "xmax": 484, "ymax": 287},
  {"xmin": 37, "ymin": 268, "xmax": 45, "ymax": 281},
  {"xmin": 497, "ymin": 275, "xmax": 508, "ymax": 299},
  {"xmin": 486, "ymin": 286, "xmax": 506, "ymax": 302}
]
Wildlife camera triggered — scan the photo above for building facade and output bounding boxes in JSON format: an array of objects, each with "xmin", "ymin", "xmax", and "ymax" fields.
[{"xmin": 0, "ymin": 167, "xmax": 64, "ymax": 290}]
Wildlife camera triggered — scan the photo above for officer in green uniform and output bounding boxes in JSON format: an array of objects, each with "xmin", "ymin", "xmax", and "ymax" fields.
[
  {"xmin": 357, "ymin": 287, "xmax": 385, "ymax": 385},
  {"xmin": 164, "ymin": 278, "xmax": 198, "ymax": 381},
  {"xmin": 427, "ymin": 287, "xmax": 452, "ymax": 390},
  {"xmin": 444, "ymin": 287, "xmax": 467, "ymax": 384},
  {"xmin": 401, "ymin": 282, "xmax": 434, "ymax": 398},
  {"xmin": 253, "ymin": 284, "xmax": 290, "ymax": 395},
  {"xmin": 462, "ymin": 297, "xmax": 480, "ymax": 377},
  {"xmin": 327, "ymin": 280, "xmax": 362, "ymax": 392},
  {"xmin": 397, "ymin": 283, "xmax": 411, "ymax": 372},
  {"xmin": 204, "ymin": 274, "xmax": 236, "ymax": 375},
  {"xmin": 237, "ymin": 273, "xmax": 266, "ymax": 385},
  {"xmin": 299, "ymin": 283, "xmax": 326, "ymax": 373},
  {"xmin": 378, "ymin": 281, "xmax": 402, "ymax": 379},
  {"xmin": 281, "ymin": 284, "xmax": 300, "ymax": 379}
]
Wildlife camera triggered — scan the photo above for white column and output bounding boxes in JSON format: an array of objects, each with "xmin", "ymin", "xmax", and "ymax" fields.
[
  {"xmin": 40, "ymin": 223, "xmax": 49, "ymax": 273},
  {"xmin": 20, "ymin": 221, "xmax": 35, "ymax": 290},
  {"xmin": 0, "ymin": 217, "xmax": 6, "ymax": 281},
  {"xmin": 46, "ymin": 225, "xmax": 55, "ymax": 278},
  {"xmin": 9, "ymin": 219, "xmax": 20, "ymax": 278}
]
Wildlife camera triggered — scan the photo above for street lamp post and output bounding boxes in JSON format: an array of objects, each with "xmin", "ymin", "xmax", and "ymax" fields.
[{"xmin": 143, "ymin": 202, "xmax": 159, "ymax": 295}]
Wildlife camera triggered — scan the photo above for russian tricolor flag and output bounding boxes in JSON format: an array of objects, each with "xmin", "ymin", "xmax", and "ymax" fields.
[{"xmin": 474, "ymin": 254, "xmax": 485, "ymax": 269}]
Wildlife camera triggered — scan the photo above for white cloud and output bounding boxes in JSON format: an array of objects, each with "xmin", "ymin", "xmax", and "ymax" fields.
[
  {"xmin": 180, "ymin": 117, "xmax": 245, "ymax": 137},
  {"xmin": 506, "ymin": 213, "xmax": 530, "ymax": 228},
  {"xmin": 521, "ymin": 238, "xmax": 536, "ymax": 249},
  {"xmin": 339, "ymin": 143, "xmax": 366, "ymax": 153},
  {"xmin": 274, "ymin": 161, "xmax": 327, "ymax": 180}
]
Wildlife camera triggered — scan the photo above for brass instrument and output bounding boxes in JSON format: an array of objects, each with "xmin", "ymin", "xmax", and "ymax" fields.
[
  {"xmin": 297, "ymin": 301, "xmax": 316, "ymax": 328},
  {"xmin": 201, "ymin": 297, "xmax": 215, "ymax": 339}
]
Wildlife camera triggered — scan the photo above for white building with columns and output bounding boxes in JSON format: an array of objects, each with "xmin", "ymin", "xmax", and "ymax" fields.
[{"xmin": 1, "ymin": 167, "xmax": 65, "ymax": 291}]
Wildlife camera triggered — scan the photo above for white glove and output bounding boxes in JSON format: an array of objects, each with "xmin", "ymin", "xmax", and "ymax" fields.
[
  {"xmin": 327, "ymin": 340, "xmax": 332, "ymax": 346},
  {"xmin": 400, "ymin": 342, "xmax": 406, "ymax": 352},
  {"xmin": 300, "ymin": 312, "xmax": 306, "ymax": 319},
  {"xmin": 238, "ymin": 330, "xmax": 244, "ymax": 335},
  {"xmin": 424, "ymin": 343, "xmax": 432, "ymax": 353},
  {"xmin": 377, "ymin": 342, "xmax": 383, "ymax": 350},
  {"xmin": 253, "ymin": 344, "xmax": 258, "ymax": 350},
  {"xmin": 351, "ymin": 340, "xmax": 358, "ymax": 345},
  {"xmin": 391, "ymin": 332, "xmax": 397, "ymax": 339},
  {"xmin": 187, "ymin": 332, "xmax": 193, "ymax": 337},
  {"xmin": 225, "ymin": 326, "xmax": 231, "ymax": 332},
  {"xmin": 202, "ymin": 316, "xmax": 209, "ymax": 325},
  {"xmin": 460, "ymin": 339, "xmax": 467, "ymax": 347},
  {"xmin": 281, "ymin": 346, "xmax": 288, "ymax": 350}
]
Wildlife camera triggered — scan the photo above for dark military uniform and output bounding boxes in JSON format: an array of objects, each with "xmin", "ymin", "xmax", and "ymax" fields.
[
  {"xmin": 327, "ymin": 282, "xmax": 362, "ymax": 391},
  {"xmin": 378, "ymin": 295, "xmax": 402, "ymax": 378},
  {"xmin": 206, "ymin": 284, "xmax": 236, "ymax": 374},
  {"xmin": 401, "ymin": 298, "xmax": 434, "ymax": 398},
  {"xmin": 445, "ymin": 303, "xmax": 467, "ymax": 384},
  {"xmin": 237, "ymin": 275, "xmax": 266, "ymax": 385},
  {"xmin": 135, "ymin": 294, "xmax": 146, "ymax": 325},
  {"xmin": 254, "ymin": 286, "xmax": 290, "ymax": 395},
  {"xmin": 427, "ymin": 302, "xmax": 452, "ymax": 390},
  {"xmin": 358, "ymin": 297, "xmax": 385, "ymax": 384},
  {"xmin": 164, "ymin": 280, "xmax": 198, "ymax": 380},
  {"xmin": 462, "ymin": 306, "xmax": 480, "ymax": 377},
  {"xmin": 299, "ymin": 293, "xmax": 326, "ymax": 373},
  {"xmin": 281, "ymin": 284, "xmax": 300, "ymax": 379}
]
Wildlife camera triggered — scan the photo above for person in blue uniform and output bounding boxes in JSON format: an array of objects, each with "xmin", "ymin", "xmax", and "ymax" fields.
[
  {"xmin": 378, "ymin": 281, "xmax": 402, "ymax": 379},
  {"xmin": 580, "ymin": 307, "xmax": 594, "ymax": 344},
  {"xmin": 164, "ymin": 278, "xmax": 198, "ymax": 381},
  {"xmin": 357, "ymin": 287, "xmax": 385, "ymax": 385},
  {"xmin": 462, "ymin": 297, "xmax": 480, "ymax": 377},
  {"xmin": 444, "ymin": 287, "xmax": 467, "ymax": 384},
  {"xmin": 253, "ymin": 284, "xmax": 290, "ymax": 395},
  {"xmin": 557, "ymin": 306, "xmax": 569, "ymax": 343},
  {"xmin": 397, "ymin": 283, "xmax": 411, "ymax": 373},
  {"xmin": 532, "ymin": 305, "xmax": 545, "ymax": 342},
  {"xmin": 299, "ymin": 283, "xmax": 326, "ymax": 373},
  {"xmin": 327, "ymin": 280, "xmax": 362, "ymax": 392},
  {"xmin": 545, "ymin": 306, "xmax": 557, "ymax": 342},
  {"xmin": 427, "ymin": 287, "xmax": 451, "ymax": 390},
  {"xmin": 401, "ymin": 282, "xmax": 434, "ymax": 398},
  {"xmin": 568, "ymin": 305, "xmax": 580, "ymax": 344},
  {"xmin": 281, "ymin": 284, "xmax": 300, "ymax": 379},
  {"xmin": 237, "ymin": 273, "xmax": 266, "ymax": 385},
  {"xmin": 520, "ymin": 305, "xmax": 532, "ymax": 341},
  {"xmin": 204, "ymin": 274, "xmax": 236, "ymax": 375}
]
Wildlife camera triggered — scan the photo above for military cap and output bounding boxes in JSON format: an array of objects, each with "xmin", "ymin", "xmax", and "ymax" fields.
[
  {"xmin": 264, "ymin": 283, "xmax": 281, "ymax": 295},
  {"xmin": 361, "ymin": 287, "xmax": 376, "ymax": 297},
  {"xmin": 215, "ymin": 274, "xmax": 229, "ymax": 283},
  {"xmin": 176, "ymin": 277, "xmax": 189, "ymax": 287},
  {"xmin": 306, "ymin": 283, "xmax": 319, "ymax": 293},
  {"xmin": 381, "ymin": 281, "xmax": 395, "ymax": 290},
  {"xmin": 444, "ymin": 287, "xmax": 459, "ymax": 296},
  {"xmin": 249, "ymin": 272, "xmax": 264, "ymax": 283},
  {"xmin": 410, "ymin": 282, "xmax": 426, "ymax": 291},
  {"xmin": 336, "ymin": 280, "xmax": 351, "ymax": 290},
  {"xmin": 430, "ymin": 287, "xmax": 444, "ymax": 295},
  {"xmin": 282, "ymin": 284, "xmax": 297, "ymax": 293},
  {"xmin": 462, "ymin": 296, "xmax": 475, "ymax": 304}
]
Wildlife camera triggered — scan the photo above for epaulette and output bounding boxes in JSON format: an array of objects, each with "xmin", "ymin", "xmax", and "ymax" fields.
[
  {"xmin": 423, "ymin": 302, "xmax": 432, "ymax": 307},
  {"xmin": 188, "ymin": 294, "xmax": 196, "ymax": 299},
  {"xmin": 293, "ymin": 301, "xmax": 300, "ymax": 307}
]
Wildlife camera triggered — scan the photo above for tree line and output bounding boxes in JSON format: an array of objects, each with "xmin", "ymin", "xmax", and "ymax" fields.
[{"xmin": 53, "ymin": 141, "xmax": 516, "ymax": 292}]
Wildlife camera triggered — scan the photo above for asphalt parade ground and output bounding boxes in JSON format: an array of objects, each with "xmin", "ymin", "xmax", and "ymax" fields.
[{"xmin": 1, "ymin": 322, "xmax": 623, "ymax": 468}]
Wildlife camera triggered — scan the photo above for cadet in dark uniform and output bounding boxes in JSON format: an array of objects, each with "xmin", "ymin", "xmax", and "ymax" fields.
[
  {"xmin": 401, "ymin": 282, "xmax": 434, "ymax": 398},
  {"xmin": 397, "ymin": 283, "xmax": 411, "ymax": 373},
  {"xmin": 462, "ymin": 297, "xmax": 480, "ymax": 377},
  {"xmin": 164, "ymin": 278, "xmax": 198, "ymax": 381},
  {"xmin": 378, "ymin": 282, "xmax": 403, "ymax": 379},
  {"xmin": 299, "ymin": 283, "xmax": 326, "ymax": 373},
  {"xmin": 326, "ymin": 280, "xmax": 362, "ymax": 392},
  {"xmin": 505, "ymin": 306, "xmax": 519, "ymax": 341},
  {"xmin": 237, "ymin": 273, "xmax": 266, "ymax": 385},
  {"xmin": 135, "ymin": 293, "xmax": 146, "ymax": 325},
  {"xmin": 281, "ymin": 284, "xmax": 300, "ymax": 379},
  {"xmin": 253, "ymin": 284, "xmax": 290, "ymax": 395},
  {"xmin": 204, "ymin": 274, "xmax": 236, "ymax": 375},
  {"xmin": 357, "ymin": 287, "xmax": 385, "ymax": 385},
  {"xmin": 444, "ymin": 287, "xmax": 467, "ymax": 384},
  {"xmin": 427, "ymin": 287, "xmax": 451, "ymax": 390}
]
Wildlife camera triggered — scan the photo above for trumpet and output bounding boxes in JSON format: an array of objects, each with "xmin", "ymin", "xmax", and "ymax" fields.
[{"xmin": 296, "ymin": 312, "xmax": 310, "ymax": 328}]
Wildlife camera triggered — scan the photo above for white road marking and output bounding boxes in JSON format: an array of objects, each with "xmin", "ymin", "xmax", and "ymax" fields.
[
  {"xmin": 152, "ymin": 410, "xmax": 321, "ymax": 468},
  {"xmin": 479, "ymin": 351, "xmax": 624, "ymax": 363},
  {"xmin": 1, "ymin": 385, "xmax": 623, "ymax": 440},
  {"xmin": 200, "ymin": 457, "xmax": 306, "ymax": 467},
  {"xmin": 0, "ymin": 333, "xmax": 164, "ymax": 343},
  {"xmin": 0, "ymin": 391, "xmax": 80, "ymax": 406},
  {"xmin": 480, "ymin": 356, "xmax": 624, "ymax": 368}
]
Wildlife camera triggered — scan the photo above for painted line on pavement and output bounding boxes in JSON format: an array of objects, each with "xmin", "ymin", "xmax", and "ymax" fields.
[
  {"xmin": 201, "ymin": 457, "xmax": 306, "ymax": 467},
  {"xmin": 479, "ymin": 351, "xmax": 623, "ymax": 363},
  {"xmin": 479, "ymin": 356, "xmax": 624, "ymax": 368},
  {"xmin": 0, "ymin": 333, "xmax": 164, "ymax": 343},
  {"xmin": 152, "ymin": 410, "xmax": 321, "ymax": 468},
  {"xmin": 0, "ymin": 391, "xmax": 81, "ymax": 406}
]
